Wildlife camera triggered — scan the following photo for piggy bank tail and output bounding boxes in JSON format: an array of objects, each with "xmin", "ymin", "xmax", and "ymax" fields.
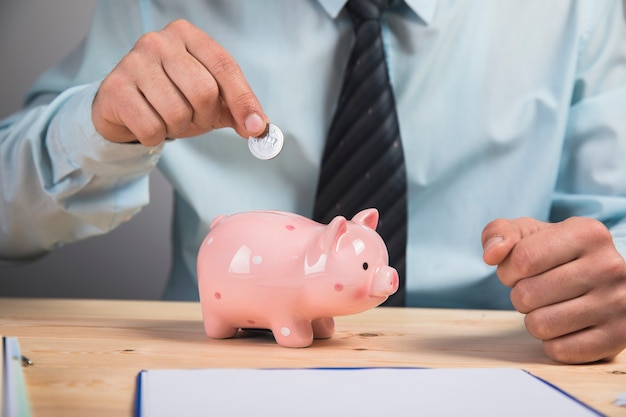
[{"xmin": 210, "ymin": 214, "xmax": 227, "ymax": 230}]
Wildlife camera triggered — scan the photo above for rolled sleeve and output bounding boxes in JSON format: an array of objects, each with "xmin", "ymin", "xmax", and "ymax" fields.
[{"xmin": 0, "ymin": 82, "xmax": 163, "ymax": 259}]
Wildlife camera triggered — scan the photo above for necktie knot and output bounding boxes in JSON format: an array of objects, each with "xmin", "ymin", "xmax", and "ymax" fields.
[{"xmin": 346, "ymin": 0, "xmax": 392, "ymax": 26}]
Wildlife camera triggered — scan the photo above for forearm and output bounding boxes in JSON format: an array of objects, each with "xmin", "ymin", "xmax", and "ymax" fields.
[{"xmin": 0, "ymin": 83, "xmax": 162, "ymax": 259}]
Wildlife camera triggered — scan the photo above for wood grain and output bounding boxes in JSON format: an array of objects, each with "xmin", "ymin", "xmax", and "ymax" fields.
[{"xmin": 1, "ymin": 298, "xmax": 624, "ymax": 416}]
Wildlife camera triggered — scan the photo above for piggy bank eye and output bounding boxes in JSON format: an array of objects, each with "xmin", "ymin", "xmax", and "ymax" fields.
[{"xmin": 362, "ymin": 262, "xmax": 369, "ymax": 270}]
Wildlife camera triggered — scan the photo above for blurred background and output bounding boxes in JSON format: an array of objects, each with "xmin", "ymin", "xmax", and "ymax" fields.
[{"xmin": 0, "ymin": 0, "xmax": 172, "ymax": 299}]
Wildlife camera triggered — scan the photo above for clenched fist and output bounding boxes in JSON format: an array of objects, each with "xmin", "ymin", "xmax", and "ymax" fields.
[{"xmin": 482, "ymin": 217, "xmax": 626, "ymax": 364}]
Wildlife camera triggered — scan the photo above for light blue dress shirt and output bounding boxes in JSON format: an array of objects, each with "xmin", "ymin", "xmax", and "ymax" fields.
[{"xmin": 2, "ymin": 0, "xmax": 626, "ymax": 308}]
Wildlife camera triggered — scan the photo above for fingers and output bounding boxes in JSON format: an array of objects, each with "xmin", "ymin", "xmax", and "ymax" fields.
[
  {"xmin": 508, "ymin": 225, "xmax": 625, "ymax": 313},
  {"xmin": 92, "ymin": 70, "xmax": 166, "ymax": 145},
  {"xmin": 482, "ymin": 217, "xmax": 592, "ymax": 288},
  {"xmin": 526, "ymin": 297, "xmax": 626, "ymax": 363},
  {"xmin": 523, "ymin": 295, "xmax": 600, "ymax": 342},
  {"xmin": 92, "ymin": 19, "xmax": 267, "ymax": 145},
  {"xmin": 170, "ymin": 19, "xmax": 267, "ymax": 137},
  {"xmin": 481, "ymin": 217, "xmax": 548, "ymax": 268},
  {"xmin": 543, "ymin": 327, "xmax": 626, "ymax": 364},
  {"xmin": 508, "ymin": 261, "xmax": 589, "ymax": 313},
  {"xmin": 482, "ymin": 216, "xmax": 626, "ymax": 363},
  {"xmin": 482, "ymin": 217, "xmax": 561, "ymax": 290},
  {"xmin": 518, "ymin": 261, "xmax": 626, "ymax": 364},
  {"xmin": 151, "ymin": 34, "xmax": 220, "ymax": 134}
]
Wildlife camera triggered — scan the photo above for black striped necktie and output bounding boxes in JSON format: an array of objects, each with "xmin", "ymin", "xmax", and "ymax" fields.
[{"xmin": 313, "ymin": 0, "xmax": 407, "ymax": 306}]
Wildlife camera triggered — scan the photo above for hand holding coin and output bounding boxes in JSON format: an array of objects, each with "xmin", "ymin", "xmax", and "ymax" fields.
[{"xmin": 92, "ymin": 20, "xmax": 268, "ymax": 146}]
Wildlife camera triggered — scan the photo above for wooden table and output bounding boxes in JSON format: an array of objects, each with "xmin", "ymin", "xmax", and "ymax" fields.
[{"xmin": 1, "ymin": 298, "xmax": 625, "ymax": 416}]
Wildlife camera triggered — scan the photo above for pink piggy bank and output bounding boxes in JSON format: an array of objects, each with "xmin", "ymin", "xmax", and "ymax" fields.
[{"xmin": 196, "ymin": 208, "xmax": 398, "ymax": 348}]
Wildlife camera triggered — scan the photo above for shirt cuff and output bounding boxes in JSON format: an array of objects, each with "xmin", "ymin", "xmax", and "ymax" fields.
[{"xmin": 46, "ymin": 82, "xmax": 163, "ymax": 183}]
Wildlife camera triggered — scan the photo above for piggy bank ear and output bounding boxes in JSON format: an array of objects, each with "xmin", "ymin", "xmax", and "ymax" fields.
[
  {"xmin": 210, "ymin": 214, "xmax": 227, "ymax": 230},
  {"xmin": 320, "ymin": 216, "xmax": 348, "ymax": 253},
  {"xmin": 351, "ymin": 208, "xmax": 379, "ymax": 230}
]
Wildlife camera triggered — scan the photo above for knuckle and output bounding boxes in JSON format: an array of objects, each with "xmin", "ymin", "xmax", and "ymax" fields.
[
  {"xmin": 99, "ymin": 71, "xmax": 127, "ymax": 96},
  {"xmin": 211, "ymin": 51, "xmax": 243, "ymax": 80},
  {"xmin": 569, "ymin": 217, "xmax": 610, "ymax": 243},
  {"xmin": 508, "ymin": 244, "xmax": 536, "ymax": 277},
  {"xmin": 509, "ymin": 284, "xmax": 534, "ymax": 313},
  {"xmin": 165, "ymin": 19, "xmax": 193, "ymax": 34},
  {"xmin": 494, "ymin": 265, "xmax": 514, "ymax": 287},
  {"xmin": 135, "ymin": 31, "xmax": 166, "ymax": 54},
  {"xmin": 617, "ymin": 282, "xmax": 626, "ymax": 306},
  {"xmin": 589, "ymin": 222, "xmax": 611, "ymax": 242},
  {"xmin": 542, "ymin": 339, "xmax": 578, "ymax": 364},
  {"xmin": 482, "ymin": 218, "xmax": 507, "ymax": 238},
  {"xmin": 604, "ymin": 254, "xmax": 626, "ymax": 280},
  {"xmin": 489, "ymin": 218, "xmax": 508, "ymax": 228},
  {"xmin": 195, "ymin": 75, "xmax": 220, "ymax": 97},
  {"xmin": 230, "ymin": 90, "xmax": 257, "ymax": 110},
  {"xmin": 543, "ymin": 334, "xmax": 618, "ymax": 364},
  {"xmin": 164, "ymin": 101, "xmax": 193, "ymax": 133},
  {"xmin": 190, "ymin": 77, "xmax": 220, "ymax": 110},
  {"xmin": 137, "ymin": 120, "xmax": 167, "ymax": 145},
  {"xmin": 607, "ymin": 279, "xmax": 626, "ymax": 311},
  {"xmin": 524, "ymin": 311, "xmax": 554, "ymax": 340}
]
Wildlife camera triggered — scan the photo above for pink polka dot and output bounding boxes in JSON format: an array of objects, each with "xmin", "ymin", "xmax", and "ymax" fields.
[
  {"xmin": 334, "ymin": 283, "xmax": 344, "ymax": 292},
  {"xmin": 214, "ymin": 292, "xmax": 221, "ymax": 299},
  {"xmin": 286, "ymin": 224, "xmax": 295, "ymax": 231}
]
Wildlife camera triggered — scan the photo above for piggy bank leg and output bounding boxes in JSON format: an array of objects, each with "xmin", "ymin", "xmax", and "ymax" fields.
[
  {"xmin": 203, "ymin": 314, "xmax": 239, "ymax": 339},
  {"xmin": 311, "ymin": 317, "xmax": 335, "ymax": 339},
  {"xmin": 270, "ymin": 318, "xmax": 314, "ymax": 348}
]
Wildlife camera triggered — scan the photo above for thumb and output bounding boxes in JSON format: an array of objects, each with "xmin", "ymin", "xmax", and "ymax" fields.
[
  {"xmin": 210, "ymin": 100, "xmax": 268, "ymax": 139},
  {"xmin": 481, "ymin": 217, "xmax": 550, "ymax": 265}
]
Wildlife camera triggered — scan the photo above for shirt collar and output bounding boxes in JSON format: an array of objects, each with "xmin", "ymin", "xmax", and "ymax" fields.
[{"xmin": 317, "ymin": 0, "xmax": 438, "ymax": 24}]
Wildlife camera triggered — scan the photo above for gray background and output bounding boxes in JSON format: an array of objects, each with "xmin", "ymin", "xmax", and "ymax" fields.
[{"xmin": 0, "ymin": 0, "xmax": 172, "ymax": 299}]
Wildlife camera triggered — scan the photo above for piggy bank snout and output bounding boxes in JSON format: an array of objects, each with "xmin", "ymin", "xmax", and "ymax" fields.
[{"xmin": 370, "ymin": 266, "xmax": 399, "ymax": 297}]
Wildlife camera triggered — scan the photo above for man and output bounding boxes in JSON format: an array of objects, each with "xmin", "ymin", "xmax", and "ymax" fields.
[{"xmin": 1, "ymin": 0, "xmax": 625, "ymax": 363}]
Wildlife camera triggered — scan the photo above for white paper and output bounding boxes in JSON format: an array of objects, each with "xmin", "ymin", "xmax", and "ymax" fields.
[{"xmin": 136, "ymin": 367, "xmax": 601, "ymax": 417}]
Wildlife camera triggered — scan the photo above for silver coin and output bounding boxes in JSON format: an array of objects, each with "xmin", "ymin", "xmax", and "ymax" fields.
[{"xmin": 248, "ymin": 123, "xmax": 284, "ymax": 160}]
